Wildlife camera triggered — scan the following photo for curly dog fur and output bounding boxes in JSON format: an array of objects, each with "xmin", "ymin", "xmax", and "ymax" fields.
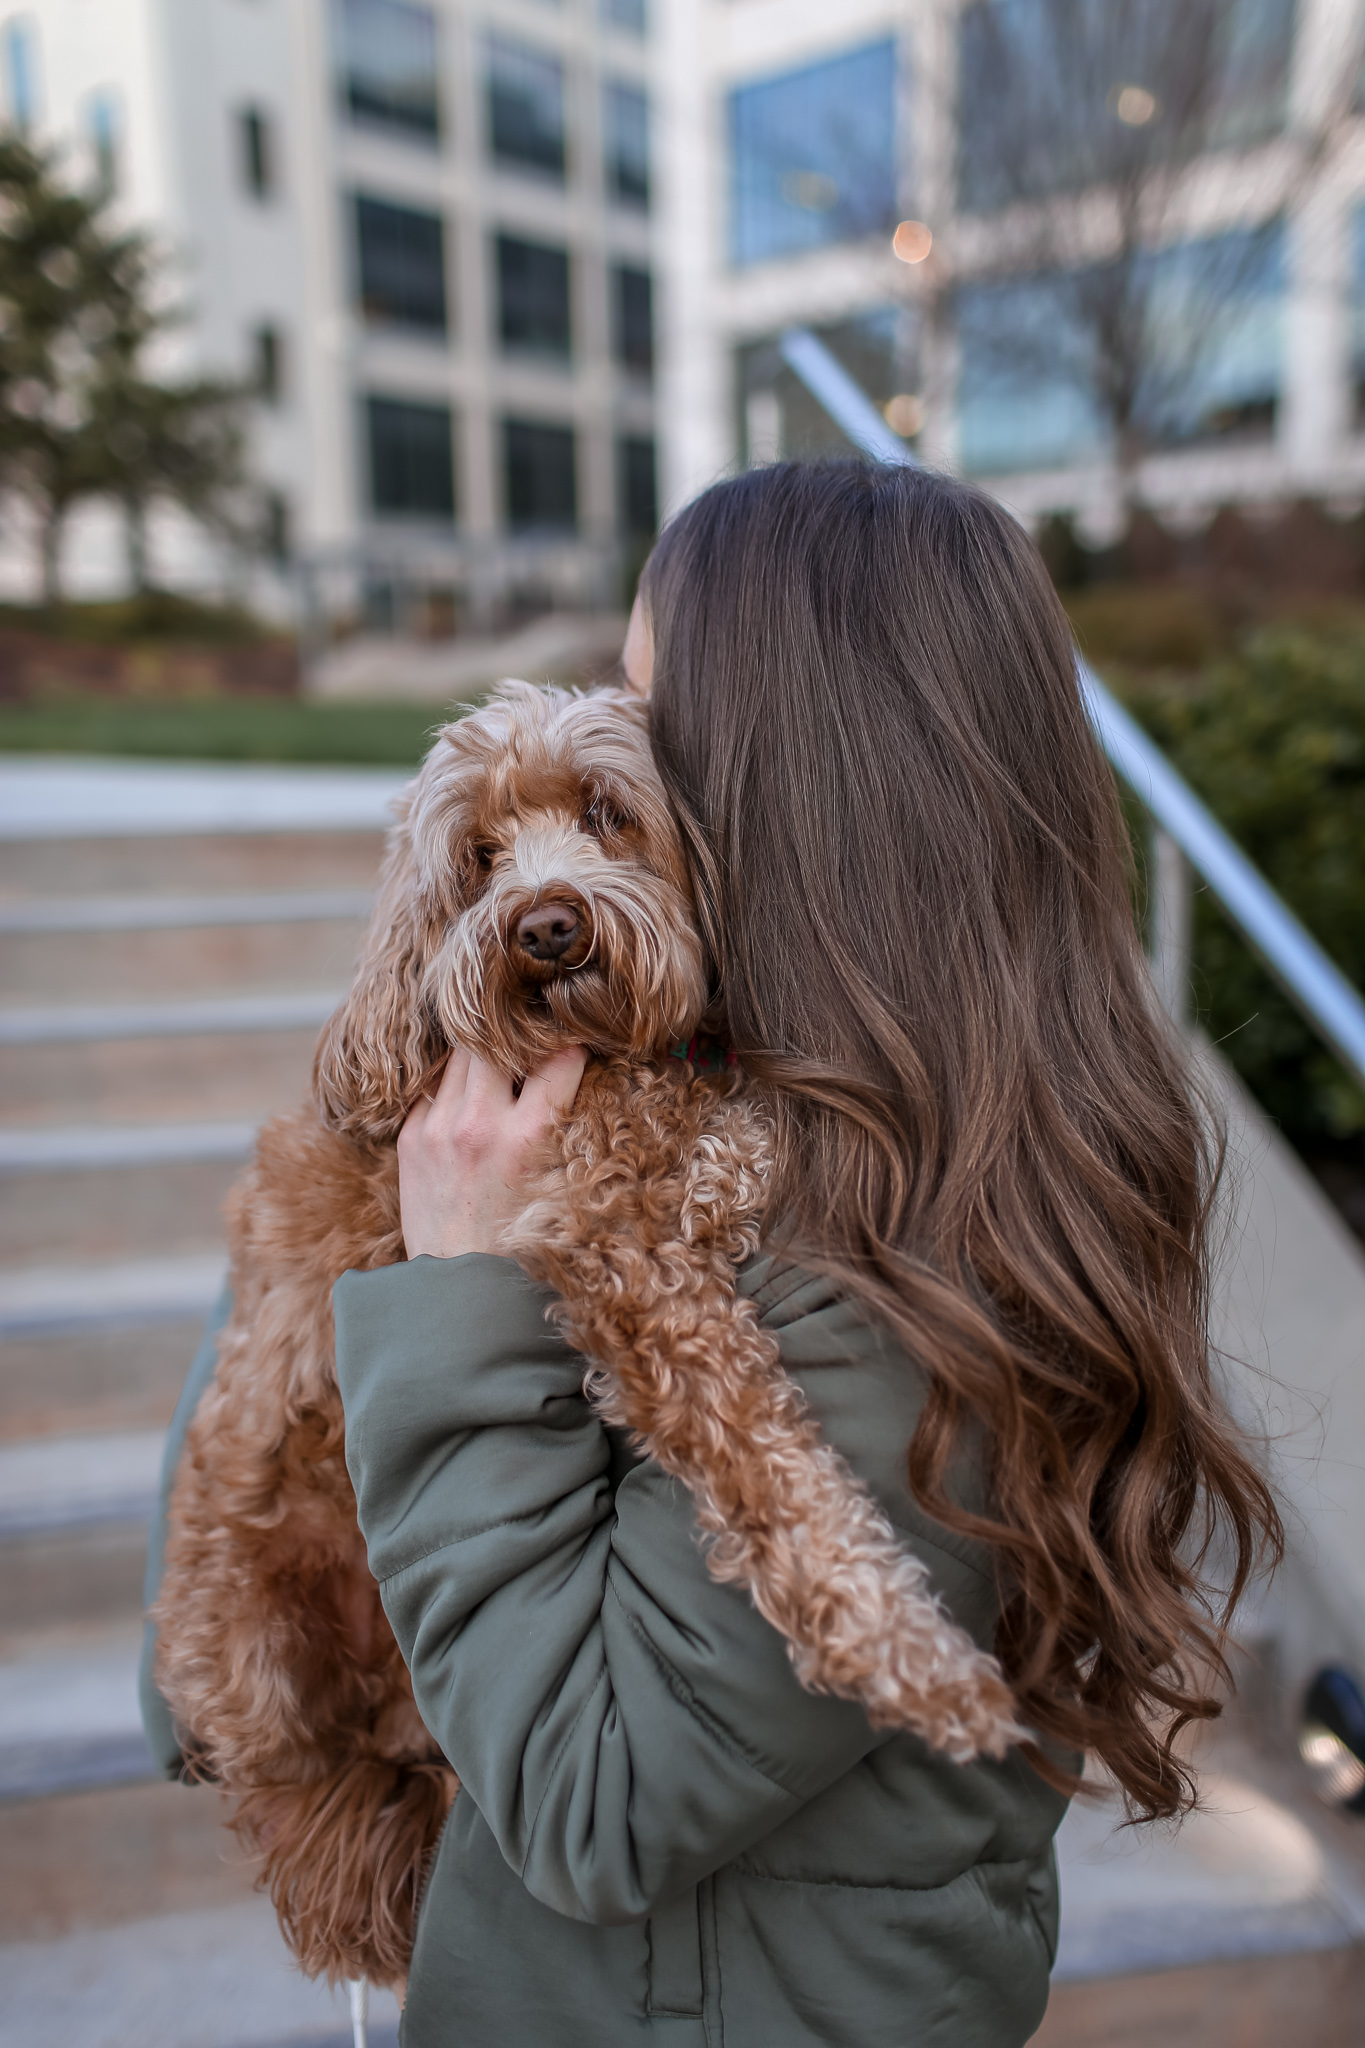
[{"xmin": 153, "ymin": 682, "xmax": 1020, "ymax": 1990}]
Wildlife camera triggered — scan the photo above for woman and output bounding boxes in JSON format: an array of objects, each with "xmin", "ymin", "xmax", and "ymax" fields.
[{"xmin": 145, "ymin": 463, "xmax": 1280, "ymax": 2045}]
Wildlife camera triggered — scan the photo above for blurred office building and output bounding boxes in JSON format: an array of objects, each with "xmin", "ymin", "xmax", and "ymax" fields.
[
  {"xmin": 9, "ymin": 0, "xmax": 1365, "ymax": 616},
  {"xmin": 3, "ymin": 0, "xmax": 658, "ymax": 633},
  {"xmin": 658, "ymin": 0, "xmax": 1365, "ymax": 546}
]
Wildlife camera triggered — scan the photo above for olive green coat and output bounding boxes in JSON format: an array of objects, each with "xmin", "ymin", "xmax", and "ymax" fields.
[{"xmin": 142, "ymin": 1254, "xmax": 1068, "ymax": 2046}]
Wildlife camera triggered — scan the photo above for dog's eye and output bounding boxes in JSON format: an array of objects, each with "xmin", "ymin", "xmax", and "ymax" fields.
[
  {"xmin": 583, "ymin": 796, "xmax": 630, "ymax": 840},
  {"xmin": 469, "ymin": 842, "xmax": 495, "ymax": 871}
]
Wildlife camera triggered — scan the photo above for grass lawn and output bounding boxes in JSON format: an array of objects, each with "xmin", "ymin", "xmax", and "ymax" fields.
[{"xmin": 0, "ymin": 693, "xmax": 457, "ymax": 766}]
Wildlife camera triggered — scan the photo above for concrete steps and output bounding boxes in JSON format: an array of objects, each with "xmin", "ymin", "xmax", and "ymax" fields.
[
  {"xmin": 0, "ymin": 758, "xmax": 396, "ymax": 2020},
  {"xmin": 2, "ymin": 916, "xmax": 366, "ymax": 1005},
  {"xmin": 3, "ymin": 753, "xmax": 1365, "ymax": 2044},
  {"xmin": 0, "ymin": 1893, "xmax": 402, "ymax": 2047},
  {"xmin": 1, "ymin": 1030, "xmax": 333, "ymax": 1127}
]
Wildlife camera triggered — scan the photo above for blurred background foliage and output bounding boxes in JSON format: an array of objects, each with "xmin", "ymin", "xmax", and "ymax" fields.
[
  {"xmin": 0, "ymin": 688, "xmax": 441, "ymax": 763},
  {"xmin": 1100, "ymin": 612, "xmax": 1365, "ymax": 1227}
]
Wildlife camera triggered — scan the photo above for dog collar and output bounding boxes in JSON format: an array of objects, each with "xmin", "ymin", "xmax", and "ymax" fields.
[{"xmin": 669, "ymin": 1032, "xmax": 738, "ymax": 1075}]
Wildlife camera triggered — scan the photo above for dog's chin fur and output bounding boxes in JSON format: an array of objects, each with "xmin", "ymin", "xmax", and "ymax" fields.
[{"xmin": 154, "ymin": 679, "xmax": 1019, "ymax": 1994}]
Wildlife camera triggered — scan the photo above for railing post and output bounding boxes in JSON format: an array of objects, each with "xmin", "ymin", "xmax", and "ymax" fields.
[{"xmin": 1149, "ymin": 827, "xmax": 1192, "ymax": 1030}]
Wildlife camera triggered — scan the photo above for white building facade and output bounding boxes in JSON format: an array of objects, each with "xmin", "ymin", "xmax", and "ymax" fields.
[
  {"xmin": 2, "ymin": 0, "xmax": 660, "ymax": 626},
  {"xmin": 655, "ymin": 0, "xmax": 1365, "ymax": 547}
]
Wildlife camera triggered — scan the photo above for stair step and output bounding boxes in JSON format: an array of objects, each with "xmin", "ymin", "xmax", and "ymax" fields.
[
  {"xmin": 3, "ymin": 921, "xmax": 366, "ymax": 1004},
  {"xmin": 0, "ymin": 1121, "xmax": 256, "ymax": 1172},
  {"xmin": 0, "ymin": 887, "xmax": 375, "ymax": 933},
  {"xmin": 0, "ymin": 1428, "xmax": 169, "ymax": 1641},
  {"xmin": 0, "ymin": 828, "xmax": 388, "ymax": 901},
  {"xmin": 0, "ymin": 1429, "xmax": 165, "ymax": 1539},
  {"xmin": 0, "ymin": 1893, "xmax": 402, "ymax": 2045},
  {"xmin": 0, "ymin": 1030, "xmax": 318, "ymax": 1126},
  {"xmin": 1, "ymin": 1519, "xmax": 149, "ymax": 1636},
  {"xmin": 0, "ymin": 755, "xmax": 405, "ymax": 841},
  {"xmin": 0, "ymin": 1253, "xmax": 226, "ymax": 1336},
  {"xmin": 0, "ymin": 1629, "xmax": 151, "ymax": 1798},
  {"xmin": 0, "ymin": 1156, "xmax": 237, "ymax": 1269},
  {"xmin": 0, "ymin": 990, "xmax": 343, "ymax": 1047},
  {"xmin": 0, "ymin": 1318, "xmax": 205, "ymax": 1443}
]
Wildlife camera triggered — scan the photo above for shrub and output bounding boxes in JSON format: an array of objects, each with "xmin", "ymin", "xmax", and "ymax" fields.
[
  {"xmin": 1068, "ymin": 583, "xmax": 1225, "ymax": 672},
  {"xmin": 0, "ymin": 692, "xmax": 443, "ymax": 764},
  {"xmin": 1121, "ymin": 629, "xmax": 1365, "ymax": 1151},
  {"xmin": 0, "ymin": 591, "xmax": 271, "ymax": 643}
]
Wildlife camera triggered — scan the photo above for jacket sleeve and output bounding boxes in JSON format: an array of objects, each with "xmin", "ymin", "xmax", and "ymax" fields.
[
  {"xmin": 137, "ymin": 1287, "xmax": 233, "ymax": 1779},
  {"xmin": 335, "ymin": 1254, "xmax": 888, "ymax": 1926}
]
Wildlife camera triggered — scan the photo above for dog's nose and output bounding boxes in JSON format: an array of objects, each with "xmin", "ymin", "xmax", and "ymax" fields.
[{"xmin": 515, "ymin": 901, "xmax": 582, "ymax": 962}]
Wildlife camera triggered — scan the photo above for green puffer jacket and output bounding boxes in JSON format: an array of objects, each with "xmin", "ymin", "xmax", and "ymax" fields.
[{"xmin": 142, "ymin": 1253, "xmax": 1069, "ymax": 2046}]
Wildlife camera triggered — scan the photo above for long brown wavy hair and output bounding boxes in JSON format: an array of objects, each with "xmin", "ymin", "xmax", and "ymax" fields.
[{"xmin": 641, "ymin": 460, "xmax": 1282, "ymax": 1822}]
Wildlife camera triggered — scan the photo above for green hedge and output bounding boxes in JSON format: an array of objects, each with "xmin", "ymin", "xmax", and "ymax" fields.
[
  {"xmin": 1120, "ymin": 629, "xmax": 1365, "ymax": 1152},
  {"xmin": 0, "ymin": 591, "xmax": 275, "ymax": 644},
  {"xmin": 0, "ymin": 692, "xmax": 445, "ymax": 765}
]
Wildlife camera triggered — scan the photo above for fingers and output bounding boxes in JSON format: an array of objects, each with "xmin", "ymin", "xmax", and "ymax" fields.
[
  {"xmin": 430, "ymin": 1047, "xmax": 470, "ymax": 1106},
  {"xmin": 404, "ymin": 1042, "xmax": 584, "ymax": 1155},
  {"xmin": 463, "ymin": 1054, "xmax": 515, "ymax": 1116},
  {"xmin": 519, "ymin": 1045, "xmax": 588, "ymax": 1123}
]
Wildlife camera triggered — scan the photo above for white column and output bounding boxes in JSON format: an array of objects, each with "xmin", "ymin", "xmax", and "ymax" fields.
[{"xmin": 655, "ymin": 0, "xmax": 731, "ymax": 514}]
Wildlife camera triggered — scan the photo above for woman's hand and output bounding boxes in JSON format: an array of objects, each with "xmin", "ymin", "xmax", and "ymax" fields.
[{"xmin": 397, "ymin": 1046, "xmax": 587, "ymax": 1261}]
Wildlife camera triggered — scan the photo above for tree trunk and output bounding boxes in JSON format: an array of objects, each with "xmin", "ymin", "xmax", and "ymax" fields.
[
  {"xmin": 1115, "ymin": 420, "xmax": 1147, "ymax": 534},
  {"xmin": 38, "ymin": 504, "xmax": 64, "ymax": 607},
  {"xmin": 124, "ymin": 495, "xmax": 149, "ymax": 593}
]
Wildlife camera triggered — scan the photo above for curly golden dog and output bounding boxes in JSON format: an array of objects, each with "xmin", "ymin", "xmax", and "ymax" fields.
[{"xmin": 152, "ymin": 682, "xmax": 1018, "ymax": 1990}]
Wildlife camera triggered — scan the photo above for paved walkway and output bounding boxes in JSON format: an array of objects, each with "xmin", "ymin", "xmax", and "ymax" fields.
[{"xmin": 1053, "ymin": 1757, "xmax": 1365, "ymax": 1983}]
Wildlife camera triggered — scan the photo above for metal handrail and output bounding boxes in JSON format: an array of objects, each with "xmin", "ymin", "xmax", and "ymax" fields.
[{"xmin": 777, "ymin": 327, "xmax": 1365, "ymax": 1090}]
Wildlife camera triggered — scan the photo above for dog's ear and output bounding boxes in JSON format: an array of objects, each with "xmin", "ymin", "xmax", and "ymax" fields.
[{"xmin": 313, "ymin": 816, "xmax": 443, "ymax": 1141}]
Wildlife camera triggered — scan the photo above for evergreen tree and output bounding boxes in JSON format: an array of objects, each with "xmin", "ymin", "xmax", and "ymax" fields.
[{"xmin": 0, "ymin": 136, "xmax": 254, "ymax": 602}]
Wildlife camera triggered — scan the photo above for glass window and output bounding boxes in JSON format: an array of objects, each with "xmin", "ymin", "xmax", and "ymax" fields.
[
  {"xmin": 956, "ymin": 279, "xmax": 1107, "ymax": 473},
  {"xmin": 487, "ymin": 35, "xmax": 565, "ymax": 180},
  {"xmin": 618, "ymin": 434, "xmax": 656, "ymax": 536},
  {"xmin": 602, "ymin": 0, "xmax": 646, "ymax": 36},
  {"xmin": 603, "ymin": 80, "xmax": 649, "ymax": 208},
  {"xmin": 238, "ymin": 107, "xmax": 275, "ymax": 200},
  {"xmin": 496, "ymin": 235, "xmax": 571, "ymax": 358},
  {"xmin": 333, "ymin": 0, "xmax": 439, "ymax": 143},
  {"xmin": 1142, "ymin": 223, "xmax": 1283, "ymax": 443},
  {"xmin": 3, "ymin": 16, "xmax": 38, "ymax": 132},
  {"xmin": 728, "ymin": 41, "xmax": 898, "ymax": 269},
  {"xmin": 503, "ymin": 419, "xmax": 577, "ymax": 530},
  {"xmin": 956, "ymin": 225, "xmax": 1283, "ymax": 473},
  {"xmin": 366, "ymin": 395, "xmax": 456, "ymax": 518},
  {"xmin": 957, "ymin": 0, "xmax": 1295, "ymax": 215},
  {"xmin": 355, "ymin": 194, "xmax": 448, "ymax": 333},
  {"xmin": 612, "ymin": 264, "xmax": 653, "ymax": 375}
]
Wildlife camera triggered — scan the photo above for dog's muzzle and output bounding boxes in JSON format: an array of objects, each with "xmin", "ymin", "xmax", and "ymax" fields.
[{"xmin": 508, "ymin": 893, "xmax": 593, "ymax": 975}]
